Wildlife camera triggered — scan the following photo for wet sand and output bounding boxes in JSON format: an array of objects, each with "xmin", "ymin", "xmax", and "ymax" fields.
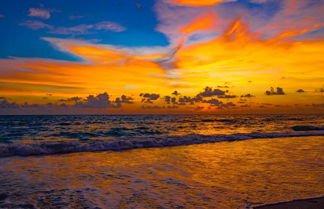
[
  {"xmin": 254, "ymin": 196, "xmax": 324, "ymax": 209},
  {"xmin": 0, "ymin": 136, "xmax": 323, "ymax": 208}
]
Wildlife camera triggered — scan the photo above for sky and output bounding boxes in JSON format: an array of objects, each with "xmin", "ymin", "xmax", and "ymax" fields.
[{"xmin": 0, "ymin": 0, "xmax": 323, "ymax": 114}]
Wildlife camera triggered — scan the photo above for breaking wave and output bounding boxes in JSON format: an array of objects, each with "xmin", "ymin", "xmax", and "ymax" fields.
[{"xmin": 1, "ymin": 131, "xmax": 323, "ymax": 157}]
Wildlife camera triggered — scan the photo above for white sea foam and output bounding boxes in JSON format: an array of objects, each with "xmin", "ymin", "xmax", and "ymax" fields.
[{"xmin": 0, "ymin": 131, "xmax": 323, "ymax": 157}]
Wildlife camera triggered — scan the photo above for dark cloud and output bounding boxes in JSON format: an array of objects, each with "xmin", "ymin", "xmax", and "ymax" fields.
[
  {"xmin": 0, "ymin": 92, "xmax": 134, "ymax": 113},
  {"xmin": 164, "ymin": 96, "xmax": 178, "ymax": 105},
  {"xmin": 59, "ymin": 96, "xmax": 83, "ymax": 103},
  {"xmin": 296, "ymin": 89, "xmax": 305, "ymax": 93},
  {"xmin": 142, "ymin": 105, "xmax": 178, "ymax": 109},
  {"xmin": 163, "ymin": 86, "xmax": 240, "ymax": 107},
  {"xmin": 172, "ymin": 91, "xmax": 180, "ymax": 96},
  {"xmin": 265, "ymin": 87, "xmax": 285, "ymax": 95},
  {"xmin": 0, "ymin": 100, "xmax": 20, "ymax": 108},
  {"xmin": 217, "ymin": 95, "xmax": 237, "ymax": 99},
  {"xmin": 140, "ymin": 93, "xmax": 160, "ymax": 103},
  {"xmin": 74, "ymin": 92, "xmax": 120, "ymax": 108},
  {"xmin": 120, "ymin": 95, "xmax": 134, "ymax": 104},
  {"xmin": 201, "ymin": 99, "xmax": 236, "ymax": 109},
  {"xmin": 179, "ymin": 96, "xmax": 202, "ymax": 105},
  {"xmin": 0, "ymin": 99, "xmax": 54, "ymax": 109},
  {"xmin": 221, "ymin": 102, "xmax": 236, "ymax": 108},
  {"xmin": 202, "ymin": 99, "xmax": 223, "ymax": 106},
  {"xmin": 115, "ymin": 95, "xmax": 134, "ymax": 105},
  {"xmin": 197, "ymin": 87, "xmax": 227, "ymax": 97},
  {"xmin": 241, "ymin": 94, "xmax": 255, "ymax": 98}
]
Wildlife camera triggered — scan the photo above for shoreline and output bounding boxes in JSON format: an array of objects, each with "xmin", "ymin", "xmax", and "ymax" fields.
[{"xmin": 254, "ymin": 196, "xmax": 324, "ymax": 209}]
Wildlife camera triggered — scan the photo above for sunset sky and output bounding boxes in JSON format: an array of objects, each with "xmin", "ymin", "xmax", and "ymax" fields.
[{"xmin": 0, "ymin": 0, "xmax": 323, "ymax": 114}]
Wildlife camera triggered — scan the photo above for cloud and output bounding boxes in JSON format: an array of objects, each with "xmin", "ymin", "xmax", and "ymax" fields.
[
  {"xmin": 94, "ymin": 21, "xmax": 126, "ymax": 32},
  {"xmin": 202, "ymin": 99, "xmax": 236, "ymax": 109},
  {"xmin": 28, "ymin": 8, "xmax": 51, "ymax": 19},
  {"xmin": 21, "ymin": 21, "xmax": 126, "ymax": 34},
  {"xmin": 20, "ymin": 20, "xmax": 53, "ymax": 30},
  {"xmin": 172, "ymin": 90, "xmax": 180, "ymax": 96},
  {"xmin": 49, "ymin": 21, "xmax": 126, "ymax": 35},
  {"xmin": 202, "ymin": 98, "xmax": 222, "ymax": 106},
  {"xmin": 168, "ymin": 0, "xmax": 237, "ymax": 6},
  {"xmin": 217, "ymin": 95, "xmax": 237, "ymax": 99},
  {"xmin": 3, "ymin": 0, "xmax": 324, "ymax": 114},
  {"xmin": 0, "ymin": 14, "xmax": 4, "ymax": 18},
  {"xmin": 249, "ymin": 0, "xmax": 269, "ymax": 4},
  {"xmin": 50, "ymin": 24, "xmax": 94, "ymax": 35},
  {"xmin": 59, "ymin": 96, "xmax": 83, "ymax": 103},
  {"xmin": 296, "ymin": 89, "xmax": 305, "ymax": 93},
  {"xmin": 68, "ymin": 15, "xmax": 85, "ymax": 20},
  {"xmin": 142, "ymin": 105, "xmax": 179, "ymax": 109},
  {"xmin": 197, "ymin": 87, "xmax": 227, "ymax": 97},
  {"xmin": 265, "ymin": 87, "xmax": 285, "ymax": 95},
  {"xmin": 140, "ymin": 93, "xmax": 160, "ymax": 103},
  {"xmin": 0, "ymin": 100, "xmax": 23, "ymax": 108},
  {"xmin": 75, "ymin": 92, "xmax": 120, "ymax": 108},
  {"xmin": 115, "ymin": 95, "xmax": 134, "ymax": 104},
  {"xmin": 241, "ymin": 94, "xmax": 255, "ymax": 97},
  {"xmin": 180, "ymin": 12, "xmax": 216, "ymax": 34}
]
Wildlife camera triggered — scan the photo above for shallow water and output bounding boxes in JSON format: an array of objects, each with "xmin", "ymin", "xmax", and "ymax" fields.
[{"xmin": 0, "ymin": 136, "xmax": 323, "ymax": 209}]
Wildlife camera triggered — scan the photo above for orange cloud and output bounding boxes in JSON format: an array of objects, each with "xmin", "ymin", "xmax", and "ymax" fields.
[
  {"xmin": 169, "ymin": 0, "xmax": 234, "ymax": 6},
  {"xmin": 180, "ymin": 12, "xmax": 216, "ymax": 34},
  {"xmin": 1, "ymin": 0, "xmax": 323, "ymax": 113}
]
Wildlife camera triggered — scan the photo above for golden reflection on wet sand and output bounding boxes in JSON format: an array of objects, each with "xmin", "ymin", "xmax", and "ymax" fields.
[{"xmin": 0, "ymin": 136, "xmax": 323, "ymax": 208}]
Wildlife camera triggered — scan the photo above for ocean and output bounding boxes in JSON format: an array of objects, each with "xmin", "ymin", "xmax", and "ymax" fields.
[{"xmin": 0, "ymin": 114, "xmax": 323, "ymax": 208}]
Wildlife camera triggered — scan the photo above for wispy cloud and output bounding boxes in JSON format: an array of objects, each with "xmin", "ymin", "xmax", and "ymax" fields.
[
  {"xmin": 249, "ymin": 0, "xmax": 269, "ymax": 4},
  {"xmin": 51, "ymin": 21, "xmax": 126, "ymax": 34},
  {"xmin": 0, "ymin": 14, "xmax": 5, "ymax": 18},
  {"xmin": 21, "ymin": 20, "xmax": 126, "ymax": 34},
  {"xmin": 168, "ymin": 0, "xmax": 237, "ymax": 6},
  {"xmin": 20, "ymin": 20, "xmax": 53, "ymax": 30},
  {"xmin": 28, "ymin": 8, "xmax": 51, "ymax": 19},
  {"xmin": 68, "ymin": 15, "xmax": 85, "ymax": 20}
]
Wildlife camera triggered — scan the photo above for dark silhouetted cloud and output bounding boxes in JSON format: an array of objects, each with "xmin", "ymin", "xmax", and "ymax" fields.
[
  {"xmin": 74, "ymin": 92, "xmax": 120, "ymax": 108},
  {"xmin": 202, "ymin": 98, "xmax": 222, "ymax": 106},
  {"xmin": 115, "ymin": 95, "xmax": 134, "ymax": 105},
  {"xmin": 197, "ymin": 87, "xmax": 227, "ymax": 97},
  {"xmin": 265, "ymin": 87, "xmax": 285, "ymax": 95},
  {"xmin": 140, "ymin": 93, "xmax": 160, "ymax": 103},
  {"xmin": 218, "ymin": 95, "xmax": 237, "ymax": 99},
  {"xmin": 59, "ymin": 96, "xmax": 83, "ymax": 103},
  {"xmin": 241, "ymin": 94, "xmax": 255, "ymax": 97},
  {"xmin": 172, "ymin": 90, "xmax": 180, "ymax": 96}
]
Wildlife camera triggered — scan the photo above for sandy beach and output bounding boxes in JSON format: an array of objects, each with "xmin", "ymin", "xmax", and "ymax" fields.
[
  {"xmin": 254, "ymin": 196, "xmax": 324, "ymax": 209},
  {"xmin": 1, "ymin": 136, "xmax": 323, "ymax": 208}
]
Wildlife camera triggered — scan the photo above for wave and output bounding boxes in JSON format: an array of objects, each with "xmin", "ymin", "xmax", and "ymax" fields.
[
  {"xmin": 291, "ymin": 125, "xmax": 324, "ymax": 131},
  {"xmin": 1, "ymin": 131, "xmax": 324, "ymax": 157}
]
